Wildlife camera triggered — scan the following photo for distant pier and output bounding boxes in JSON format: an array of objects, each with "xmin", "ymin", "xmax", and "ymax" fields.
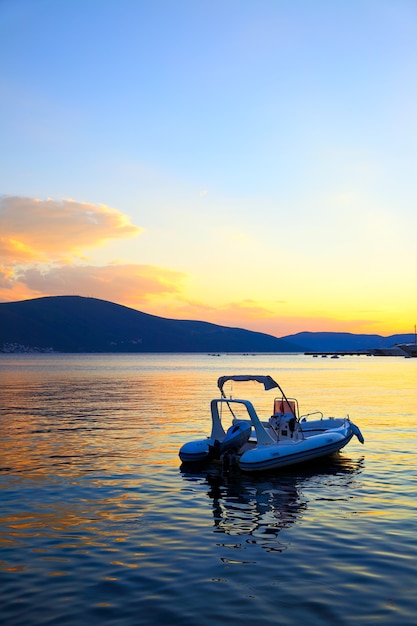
[
  {"xmin": 305, "ymin": 349, "xmax": 410, "ymax": 357},
  {"xmin": 305, "ymin": 351, "xmax": 371, "ymax": 357}
]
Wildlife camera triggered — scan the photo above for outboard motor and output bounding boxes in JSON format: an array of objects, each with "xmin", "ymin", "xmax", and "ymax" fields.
[{"xmin": 208, "ymin": 439, "xmax": 222, "ymax": 459}]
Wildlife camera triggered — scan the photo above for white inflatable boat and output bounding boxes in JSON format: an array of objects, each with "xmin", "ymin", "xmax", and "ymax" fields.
[{"xmin": 179, "ymin": 375, "xmax": 364, "ymax": 472}]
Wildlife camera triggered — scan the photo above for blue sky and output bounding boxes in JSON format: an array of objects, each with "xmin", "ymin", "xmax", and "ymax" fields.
[{"xmin": 1, "ymin": 0, "xmax": 416, "ymax": 336}]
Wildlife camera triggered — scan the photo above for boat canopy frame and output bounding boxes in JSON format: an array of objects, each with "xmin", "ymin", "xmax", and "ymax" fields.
[{"xmin": 217, "ymin": 374, "xmax": 298, "ymax": 420}]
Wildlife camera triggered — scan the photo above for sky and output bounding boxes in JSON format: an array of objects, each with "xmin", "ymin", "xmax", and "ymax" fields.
[{"xmin": 1, "ymin": 0, "xmax": 416, "ymax": 337}]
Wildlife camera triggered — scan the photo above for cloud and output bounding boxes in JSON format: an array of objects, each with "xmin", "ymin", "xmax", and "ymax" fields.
[
  {"xmin": 12, "ymin": 263, "xmax": 185, "ymax": 305},
  {"xmin": 140, "ymin": 297, "xmax": 382, "ymax": 337},
  {"xmin": 141, "ymin": 297, "xmax": 280, "ymax": 327},
  {"xmin": 0, "ymin": 265, "xmax": 15, "ymax": 289},
  {"xmin": 0, "ymin": 195, "xmax": 186, "ymax": 309},
  {"xmin": 0, "ymin": 195, "xmax": 142, "ymax": 262}
]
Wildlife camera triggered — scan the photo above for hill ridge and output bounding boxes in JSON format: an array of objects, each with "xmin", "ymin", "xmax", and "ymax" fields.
[
  {"xmin": 280, "ymin": 330, "xmax": 415, "ymax": 352},
  {"xmin": 1, "ymin": 296, "xmax": 413, "ymax": 354},
  {"xmin": 0, "ymin": 295, "xmax": 301, "ymax": 353}
]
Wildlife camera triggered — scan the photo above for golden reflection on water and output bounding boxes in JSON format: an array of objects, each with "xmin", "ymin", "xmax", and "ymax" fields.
[{"xmin": 0, "ymin": 355, "xmax": 415, "ymax": 566}]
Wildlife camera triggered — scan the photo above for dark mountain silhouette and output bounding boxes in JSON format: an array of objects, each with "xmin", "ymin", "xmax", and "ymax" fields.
[
  {"xmin": 280, "ymin": 331, "xmax": 415, "ymax": 353},
  {"xmin": 0, "ymin": 296, "xmax": 302, "ymax": 353},
  {"xmin": 1, "ymin": 296, "xmax": 412, "ymax": 354}
]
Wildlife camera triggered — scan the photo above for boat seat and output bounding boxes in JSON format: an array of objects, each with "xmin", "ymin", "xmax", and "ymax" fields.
[{"xmin": 273, "ymin": 398, "xmax": 296, "ymax": 416}]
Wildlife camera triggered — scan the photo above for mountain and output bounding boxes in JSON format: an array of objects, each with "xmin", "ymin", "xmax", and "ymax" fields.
[
  {"xmin": 1, "ymin": 296, "xmax": 412, "ymax": 354},
  {"xmin": 0, "ymin": 296, "xmax": 301, "ymax": 353},
  {"xmin": 280, "ymin": 331, "xmax": 415, "ymax": 353}
]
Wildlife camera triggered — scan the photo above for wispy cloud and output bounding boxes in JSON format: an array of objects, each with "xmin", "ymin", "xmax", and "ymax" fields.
[
  {"xmin": 141, "ymin": 298, "xmax": 279, "ymax": 326},
  {"xmin": 0, "ymin": 195, "xmax": 171, "ymax": 305},
  {"xmin": 16, "ymin": 263, "xmax": 185, "ymax": 304},
  {"xmin": 0, "ymin": 196, "xmax": 141, "ymax": 262}
]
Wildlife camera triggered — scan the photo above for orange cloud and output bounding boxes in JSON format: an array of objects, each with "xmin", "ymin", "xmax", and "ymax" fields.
[
  {"xmin": 0, "ymin": 264, "xmax": 15, "ymax": 289},
  {"xmin": 0, "ymin": 195, "xmax": 184, "ymax": 308},
  {"xmin": 11, "ymin": 263, "xmax": 184, "ymax": 304},
  {"xmin": 140, "ymin": 298, "xmax": 280, "ymax": 329},
  {"xmin": 139, "ymin": 298, "xmax": 384, "ymax": 337},
  {"xmin": 0, "ymin": 195, "xmax": 141, "ymax": 262}
]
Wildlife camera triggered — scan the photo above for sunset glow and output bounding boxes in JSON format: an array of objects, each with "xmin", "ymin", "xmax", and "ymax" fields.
[{"xmin": 1, "ymin": 1, "xmax": 415, "ymax": 337}]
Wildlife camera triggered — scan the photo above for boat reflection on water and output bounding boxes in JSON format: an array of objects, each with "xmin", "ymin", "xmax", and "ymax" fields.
[{"xmin": 181, "ymin": 454, "xmax": 364, "ymax": 553}]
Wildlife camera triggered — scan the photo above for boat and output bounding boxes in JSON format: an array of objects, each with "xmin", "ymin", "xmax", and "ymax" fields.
[
  {"xmin": 179, "ymin": 375, "xmax": 364, "ymax": 472},
  {"xmin": 370, "ymin": 346, "xmax": 407, "ymax": 357},
  {"xmin": 396, "ymin": 326, "xmax": 417, "ymax": 357},
  {"xmin": 398, "ymin": 343, "xmax": 417, "ymax": 358},
  {"xmin": 373, "ymin": 325, "xmax": 417, "ymax": 358}
]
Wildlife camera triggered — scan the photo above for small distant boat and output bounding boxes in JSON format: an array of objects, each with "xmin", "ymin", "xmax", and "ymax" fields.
[
  {"xmin": 374, "ymin": 325, "xmax": 417, "ymax": 358},
  {"xmin": 179, "ymin": 375, "xmax": 364, "ymax": 472},
  {"xmin": 398, "ymin": 343, "xmax": 417, "ymax": 358},
  {"xmin": 371, "ymin": 346, "xmax": 407, "ymax": 356},
  {"xmin": 397, "ymin": 326, "xmax": 417, "ymax": 357}
]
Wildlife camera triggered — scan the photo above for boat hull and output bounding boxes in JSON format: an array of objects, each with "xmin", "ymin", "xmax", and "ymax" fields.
[
  {"xmin": 179, "ymin": 438, "xmax": 213, "ymax": 463},
  {"xmin": 179, "ymin": 420, "xmax": 251, "ymax": 463},
  {"xmin": 239, "ymin": 427, "xmax": 354, "ymax": 472}
]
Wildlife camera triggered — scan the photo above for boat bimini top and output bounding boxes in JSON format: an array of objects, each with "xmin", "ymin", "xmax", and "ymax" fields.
[
  {"xmin": 217, "ymin": 374, "xmax": 297, "ymax": 419},
  {"xmin": 217, "ymin": 375, "xmax": 279, "ymax": 396}
]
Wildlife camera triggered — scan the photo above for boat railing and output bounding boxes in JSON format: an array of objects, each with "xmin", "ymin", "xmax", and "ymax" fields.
[{"xmin": 300, "ymin": 410, "xmax": 324, "ymax": 421}]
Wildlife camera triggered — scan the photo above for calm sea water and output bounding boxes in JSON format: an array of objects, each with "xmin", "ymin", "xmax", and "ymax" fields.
[{"xmin": 0, "ymin": 353, "xmax": 415, "ymax": 626}]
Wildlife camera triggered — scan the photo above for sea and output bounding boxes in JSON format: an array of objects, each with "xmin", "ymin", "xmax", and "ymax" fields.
[{"xmin": 0, "ymin": 353, "xmax": 415, "ymax": 626}]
